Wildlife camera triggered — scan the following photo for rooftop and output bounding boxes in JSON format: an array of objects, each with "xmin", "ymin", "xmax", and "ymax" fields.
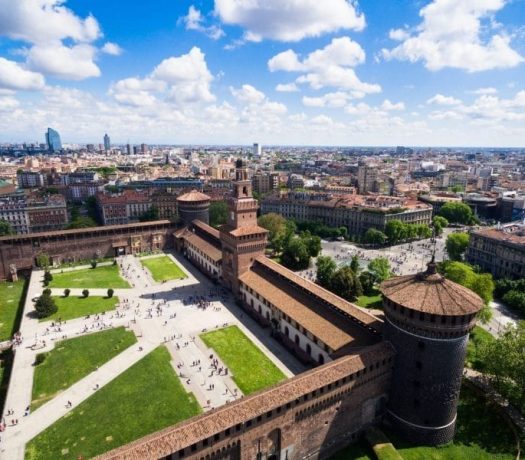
[
  {"xmin": 177, "ymin": 189, "xmax": 211, "ymax": 203},
  {"xmin": 380, "ymin": 264, "xmax": 483, "ymax": 316},
  {"xmin": 472, "ymin": 224, "xmax": 525, "ymax": 245}
]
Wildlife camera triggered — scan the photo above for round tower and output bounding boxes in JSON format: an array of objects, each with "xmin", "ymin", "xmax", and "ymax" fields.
[
  {"xmin": 379, "ymin": 262, "xmax": 483, "ymax": 445},
  {"xmin": 176, "ymin": 189, "xmax": 211, "ymax": 226}
]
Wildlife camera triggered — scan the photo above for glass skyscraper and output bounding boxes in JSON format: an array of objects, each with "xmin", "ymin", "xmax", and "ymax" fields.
[
  {"xmin": 45, "ymin": 127, "xmax": 62, "ymax": 152},
  {"xmin": 104, "ymin": 133, "xmax": 111, "ymax": 151}
]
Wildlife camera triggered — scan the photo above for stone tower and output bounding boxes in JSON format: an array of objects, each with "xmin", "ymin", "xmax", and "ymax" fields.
[
  {"xmin": 177, "ymin": 189, "xmax": 211, "ymax": 226},
  {"xmin": 220, "ymin": 159, "xmax": 268, "ymax": 295},
  {"xmin": 379, "ymin": 261, "xmax": 483, "ymax": 445}
]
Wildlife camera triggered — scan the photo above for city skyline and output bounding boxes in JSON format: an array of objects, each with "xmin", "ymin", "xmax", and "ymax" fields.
[{"xmin": 0, "ymin": 1, "xmax": 525, "ymax": 146}]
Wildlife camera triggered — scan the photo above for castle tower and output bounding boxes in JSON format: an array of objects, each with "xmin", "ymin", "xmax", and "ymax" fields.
[
  {"xmin": 177, "ymin": 190, "xmax": 210, "ymax": 226},
  {"xmin": 220, "ymin": 159, "xmax": 268, "ymax": 295},
  {"xmin": 379, "ymin": 261, "xmax": 483, "ymax": 445}
]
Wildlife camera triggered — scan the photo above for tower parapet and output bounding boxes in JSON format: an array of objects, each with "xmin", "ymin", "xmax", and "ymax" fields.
[{"xmin": 380, "ymin": 262, "xmax": 483, "ymax": 445}]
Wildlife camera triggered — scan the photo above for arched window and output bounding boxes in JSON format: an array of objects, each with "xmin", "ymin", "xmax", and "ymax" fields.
[
  {"xmin": 306, "ymin": 343, "xmax": 312, "ymax": 356},
  {"xmin": 284, "ymin": 326, "xmax": 289, "ymax": 337},
  {"xmin": 295, "ymin": 334, "xmax": 300, "ymax": 345},
  {"xmin": 319, "ymin": 354, "xmax": 325, "ymax": 364}
]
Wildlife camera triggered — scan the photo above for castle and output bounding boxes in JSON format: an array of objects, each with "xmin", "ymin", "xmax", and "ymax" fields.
[{"xmin": 94, "ymin": 159, "xmax": 483, "ymax": 460}]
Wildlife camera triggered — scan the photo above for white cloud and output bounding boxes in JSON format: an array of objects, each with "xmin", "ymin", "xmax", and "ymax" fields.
[
  {"xmin": 269, "ymin": 37, "xmax": 380, "ymax": 94},
  {"xmin": 27, "ymin": 43, "xmax": 100, "ymax": 80},
  {"xmin": 303, "ymin": 92, "xmax": 352, "ymax": 108},
  {"xmin": 0, "ymin": 0, "xmax": 107, "ymax": 81},
  {"xmin": 180, "ymin": 5, "xmax": 224, "ymax": 40},
  {"xmin": 230, "ymin": 84, "xmax": 266, "ymax": 104},
  {"xmin": 275, "ymin": 83, "xmax": 299, "ymax": 92},
  {"xmin": 214, "ymin": 0, "xmax": 365, "ymax": 42},
  {"xmin": 110, "ymin": 47, "xmax": 215, "ymax": 107},
  {"xmin": 381, "ymin": 99, "xmax": 405, "ymax": 111},
  {"xmin": 389, "ymin": 28, "xmax": 410, "ymax": 41},
  {"xmin": 0, "ymin": 57, "xmax": 45, "ymax": 90},
  {"xmin": 0, "ymin": 95, "xmax": 20, "ymax": 111},
  {"xmin": 101, "ymin": 42, "xmax": 123, "ymax": 56},
  {"xmin": 469, "ymin": 87, "xmax": 498, "ymax": 95},
  {"xmin": 382, "ymin": 0, "xmax": 523, "ymax": 72},
  {"xmin": 427, "ymin": 94, "xmax": 462, "ymax": 105},
  {"xmin": 311, "ymin": 114, "xmax": 334, "ymax": 125}
]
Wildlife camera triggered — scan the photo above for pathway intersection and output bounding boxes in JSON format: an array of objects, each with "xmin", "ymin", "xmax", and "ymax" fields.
[{"xmin": 0, "ymin": 253, "xmax": 302, "ymax": 460}]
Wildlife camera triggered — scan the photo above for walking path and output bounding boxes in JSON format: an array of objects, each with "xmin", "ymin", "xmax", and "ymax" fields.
[{"xmin": 0, "ymin": 252, "xmax": 303, "ymax": 460}]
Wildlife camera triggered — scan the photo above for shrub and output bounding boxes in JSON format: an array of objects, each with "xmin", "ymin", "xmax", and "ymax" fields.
[
  {"xmin": 34, "ymin": 352, "xmax": 48, "ymax": 366},
  {"xmin": 82, "ymin": 289, "xmax": 89, "ymax": 298},
  {"xmin": 90, "ymin": 260, "xmax": 97, "ymax": 269},
  {"xmin": 43, "ymin": 271, "xmax": 53, "ymax": 283},
  {"xmin": 64, "ymin": 288, "xmax": 70, "ymax": 297},
  {"xmin": 107, "ymin": 288, "xmax": 114, "ymax": 298},
  {"xmin": 42, "ymin": 288, "xmax": 51, "ymax": 296},
  {"xmin": 34, "ymin": 293, "xmax": 57, "ymax": 318}
]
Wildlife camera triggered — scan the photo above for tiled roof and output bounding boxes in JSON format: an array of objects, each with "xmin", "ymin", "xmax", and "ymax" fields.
[
  {"xmin": 380, "ymin": 267, "xmax": 483, "ymax": 316},
  {"xmin": 95, "ymin": 342, "xmax": 395, "ymax": 460},
  {"xmin": 182, "ymin": 230, "xmax": 222, "ymax": 262},
  {"xmin": 229, "ymin": 225, "xmax": 269, "ymax": 237},
  {"xmin": 177, "ymin": 189, "xmax": 211, "ymax": 202},
  {"xmin": 472, "ymin": 226, "xmax": 525, "ymax": 245},
  {"xmin": 192, "ymin": 220, "xmax": 220, "ymax": 240},
  {"xmin": 254, "ymin": 257, "xmax": 381, "ymax": 329}
]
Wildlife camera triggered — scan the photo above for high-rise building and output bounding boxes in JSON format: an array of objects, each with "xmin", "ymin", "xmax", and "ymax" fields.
[
  {"xmin": 126, "ymin": 144, "xmax": 131, "ymax": 155},
  {"xmin": 141, "ymin": 143, "xmax": 148, "ymax": 154},
  {"xmin": 104, "ymin": 134, "xmax": 111, "ymax": 151},
  {"xmin": 253, "ymin": 142, "xmax": 261, "ymax": 157},
  {"xmin": 45, "ymin": 127, "xmax": 62, "ymax": 152},
  {"xmin": 357, "ymin": 162, "xmax": 378, "ymax": 194}
]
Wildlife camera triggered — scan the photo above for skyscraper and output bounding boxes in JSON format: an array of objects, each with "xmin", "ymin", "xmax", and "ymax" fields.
[
  {"xmin": 104, "ymin": 133, "xmax": 111, "ymax": 151},
  {"xmin": 253, "ymin": 142, "xmax": 261, "ymax": 157},
  {"xmin": 45, "ymin": 127, "xmax": 62, "ymax": 152}
]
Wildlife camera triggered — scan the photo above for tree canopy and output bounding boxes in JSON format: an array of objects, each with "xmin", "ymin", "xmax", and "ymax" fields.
[
  {"xmin": 316, "ymin": 255, "xmax": 337, "ymax": 289},
  {"xmin": 368, "ymin": 257, "xmax": 392, "ymax": 283},
  {"xmin": 438, "ymin": 201, "xmax": 477, "ymax": 225},
  {"xmin": 34, "ymin": 292, "xmax": 57, "ymax": 319},
  {"xmin": 330, "ymin": 266, "xmax": 362, "ymax": 301},
  {"xmin": 0, "ymin": 219, "xmax": 14, "ymax": 236},
  {"xmin": 281, "ymin": 237, "xmax": 310, "ymax": 270},
  {"xmin": 209, "ymin": 201, "xmax": 228, "ymax": 228},
  {"xmin": 432, "ymin": 215, "xmax": 449, "ymax": 236},
  {"xmin": 445, "ymin": 232, "xmax": 470, "ymax": 261},
  {"xmin": 363, "ymin": 228, "xmax": 387, "ymax": 245}
]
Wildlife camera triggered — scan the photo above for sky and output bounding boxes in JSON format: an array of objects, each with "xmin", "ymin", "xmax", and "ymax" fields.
[{"xmin": 0, "ymin": 0, "xmax": 524, "ymax": 147}]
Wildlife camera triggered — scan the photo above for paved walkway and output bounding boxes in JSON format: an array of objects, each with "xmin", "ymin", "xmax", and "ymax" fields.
[{"xmin": 0, "ymin": 252, "xmax": 303, "ymax": 460}]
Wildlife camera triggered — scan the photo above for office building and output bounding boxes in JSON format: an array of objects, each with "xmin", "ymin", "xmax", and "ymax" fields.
[{"xmin": 45, "ymin": 127, "xmax": 62, "ymax": 152}]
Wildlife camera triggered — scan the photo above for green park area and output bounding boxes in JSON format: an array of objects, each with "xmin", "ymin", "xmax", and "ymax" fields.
[
  {"xmin": 49, "ymin": 265, "xmax": 130, "ymax": 289},
  {"xmin": 140, "ymin": 255, "xmax": 187, "ymax": 282},
  {"xmin": 31, "ymin": 327, "xmax": 136, "ymax": 410},
  {"xmin": 330, "ymin": 385, "xmax": 518, "ymax": 460},
  {"xmin": 356, "ymin": 290, "xmax": 383, "ymax": 309},
  {"xmin": 26, "ymin": 346, "xmax": 201, "ymax": 460},
  {"xmin": 41, "ymin": 296, "xmax": 120, "ymax": 322},
  {"xmin": 200, "ymin": 325, "xmax": 286, "ymax": 394},
  {"xmin": 0, "ymin": 279, "xmax": 27, "ymax": 342}
]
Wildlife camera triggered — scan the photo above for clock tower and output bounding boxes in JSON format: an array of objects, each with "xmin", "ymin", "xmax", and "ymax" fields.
[{"xmin": 220, "ymin": 159, "xmax": 268, "ymax": 295}]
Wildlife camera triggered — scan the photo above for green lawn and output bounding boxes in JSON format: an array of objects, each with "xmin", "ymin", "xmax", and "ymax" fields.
[
  {"xmin": 31, "ymin": 327, "xmax": 136, "ymax": 410},
  {"xmin": 0, "ymin": 279, "xmax": 27, "ymax": 341},
  {"xmin": 356, "ymin": 292, "xmax": 383, "ymax": 309},
  {"xmin": 140, "ymin": 255, "xmax": 187, "ymax": 282},
  {"xmin": 465, "ymin": 326, "xmax": 494, "ymax": 371},
  {"xmin": 200, "ymin": 326, "xmax": 287, "ymax": 394},
  {"xmin": 331, "ymin": 384, "xmax": 517, "ymax": 460},
  {"xmin": 26, "ymin": 346, "xmax": 201, "ymax": 460},
  {"xmin": 49, "ymin": 265, "xmax": 130, "ymax": 289},
  {"xmin": 41, "ymin": 296, "xmax": 120, "ymax": 322}
]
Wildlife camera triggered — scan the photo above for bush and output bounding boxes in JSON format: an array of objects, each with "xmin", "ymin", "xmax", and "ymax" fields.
[
  {"xmin": 359, "ymin": 271, "xmax": 376, "ymax": 295},
  {"xmin": 90, "ymin": 260, "xmax": 97, "ymax": 269},
  {"xmin": 34, "ymin": 293, "xmax": 57, "ymax": 319},
  {"xmin": 34, "ymin": 352, "xmax": 49, "ymax": 366},
  {"xmin": 64, "ymin": 288, "xmax": 70, "ymax": 297},
  {"xmin": 43, "ymin": 271, "xmax": 53, "ymax": 283},
  {"xmin": 107, "ymin": 288, "xmax": 114, "ymax": 298},
  {"xmin": 42, "ymin": 288, "xmax": 51, "ymax": 296},
  {"xmin": 82, "ymin": 289, "xmax": 89, "ymax": 298}
]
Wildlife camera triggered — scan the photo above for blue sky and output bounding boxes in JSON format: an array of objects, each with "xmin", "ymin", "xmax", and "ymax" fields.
[{"xmin": 0, "ymin": 0, "xmax": 524, "ymax": 146}]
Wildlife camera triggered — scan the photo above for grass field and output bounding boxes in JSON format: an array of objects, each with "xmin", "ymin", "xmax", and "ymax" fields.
[
  {"xmin": 31, "ymin": 327, "xmax": 136, "ymax": 410},
  {"xmin": 49, "ymin": 265, "xmax": 130, "ymax": 289},
  {"xmin": 465, "ymin": 326, "xmax": 494, "ymax": 371},
  {"xmin": 200, "ymin": 326, "xmax": 286, "ymax": 394},
  {"xmin": 356, "ymin": 291, "xmax": 383, "ymax": 309},
  {"xmin": 26, "ymin": 346, "xmax": 201, "ymax": 460},
  {"xmin": 0, "ymin": 279, "xmax": 27, "ymax": 342},
  {"xmin": 329, "ymin": 385, "xmax": 517, "ymax": 460},
  {"xmin": 41, "ymin": 296, "xmax": 120, "ymax": 322},
  {"xmin": 140, "ymin": 255, "xmax": 187, "ymax": 282}
]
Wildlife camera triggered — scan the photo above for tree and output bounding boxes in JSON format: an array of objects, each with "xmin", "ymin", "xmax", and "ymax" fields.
[
  {"xmin": 330, "ymin": 267, "xmax": 362, "ymax": 301},
  {"xmin": 432, "ymin": 216, "xmax": 449, "ymax": 236},
  {"xmin": 209, "ymin": 201, "xmax": 228, "ymax": 228},
  {"xmin": 258, "ymin": 213, "xmax": 286, "ymax": 241},
  {"xmin": 43, "ymin": 271, "xmax": 53, "ymax": 285},
  {"xmin": 363, "ymin": 228, "xmax": 387, "ymax": 245},
  {"xmin": 34, "ymin": 293, "xmax": 57, "ymax": 318},
  {"xmin": 502, "ymin": 290, "xmax": 525, "ymax": 316},
  {"xmin": 316, "ymin": 255, "xmax": 337, "ymax": 289},
  {"xmin": 438, "ymin": 202, "xmax": 476, "ymax": 225},
  {"xmin": 384, "ymin": 220, "xmax": 406, "ymax": 245},
  {"xmin": 90, "ymin": 260, "xmax": 97, "ymax": 269},
  {"xmin": 64, "ymin": 288, "xmax": 70, "ymax": 298},
  {"xmin": 281, "ymin": 237, "xmax": 310, "ymax": 270},
  {"xmin": 302, "ymin": 232, "xmax": 321, "ymax": 258},
  {"xmin": 368, "ymin": 257, "xmax": 392, "ymax": 283},
  {"xmin": 350, "ymin": 255, "xmax": 360, "ymax": 273},
  {"xmin": 480, "ymin": 322, "xmax": 525, "ymax": 412},
  {"xmin": 107, "ymin": 288, "xmax": 114, "ymax": 298},
  {"xmin": 359, "ymin": 271, "xmax": 376, "ymax": 295},
  {"xmin": 0, "ymin": 219, "xmax": 14, "ymax": 236},
  {"xmin": 82, "ymin": 289, "xmax": 89, "ymax": 298},
  {"xmin": 446, "ymin": 232, "xmax": 470, "ymax": 261},
  {"xmin": 67, "ymin": 216, "xmax": 97, "ymax": 229},
  {"xmin": 139, "ymin": 206, "xmax": 159, "ymax": 222},
  {"xmin": 36, "ymin": 253, "xmax": 50, "ymax": 269},
  {"xmin": 272, "ymin": 220, "xmax": 296, "ymax": 254}
]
